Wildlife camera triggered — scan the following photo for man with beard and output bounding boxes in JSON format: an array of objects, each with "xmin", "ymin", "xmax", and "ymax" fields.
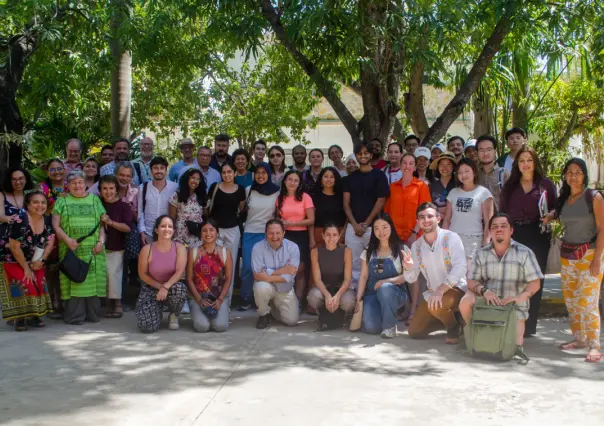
[
  {"xmin": 132, "ymin": 136, "xmax": 155, "ymax": 184},
  {"xmin": 100, "ymin": 145, "xmax": 115, "ymax": 166},
  {"xmin": 446, "ymin": 136, "xmax": 465, "ymax": 162},
  {"xmin": 403, "ymin": 202, "xmax": 467, "ymax": 344},
  {"xmin": 64, "ymin": 138, "xmax": 84, "ymax": 175},
  {"xmin": 100, "ymin": 138, "xmax": 141, "ymax": 186},
  {"xmin": 210, "ymin": 133, "xmax": 232, "ymax": 172},
  {"xmin": 343, "ymin": 140, "xmax": 390, "ymax": 288},
  {"xmin": 498, "ymin": 127, "xmax": 527, "ymax": 173},
  {"xmin": 137, "ymin": 156, "xmax": 178, "ymax": 246},
  {"xmin": 476, "ymin": 135, "xmax": 507, "ymax": 211},
  {"xmin": 459, "ymin": 213, "xmax": 543, "ymax": 353},
  {"xmin": 289, "ymin": 144, "xmax": 308, "ymax": 172},
  {"xmin": 369, "ymin": 138, "xmax": 387, "ymax": 169},
  {"xmin": 168, "ymin": 138, "xmax": 196, "ymax": 183}
]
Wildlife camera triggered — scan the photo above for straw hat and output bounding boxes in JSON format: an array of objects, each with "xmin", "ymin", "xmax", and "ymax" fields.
[{"xmin": 429, "ymin": 151, "xmax": 458, "ymax": 170}]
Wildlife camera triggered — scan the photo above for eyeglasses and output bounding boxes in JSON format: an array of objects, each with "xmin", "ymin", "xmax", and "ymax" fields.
[
  {"xmin": 478, "ymin": 148, "xmax": 494, "ymax": 154},
  {"xmin": 565, "ymin": 171, "xmax": 584, "ymax": 177},
  {"xmin": 11, "ymin": 177, "xmax": 26, "ymax": 182},
  {"xmin": 270, "ymin": 153, "xmax": 283, "ymax": 158},
  {"xmin": 49, "ymin": 167, "xmax": 65, "ymax": 173}
]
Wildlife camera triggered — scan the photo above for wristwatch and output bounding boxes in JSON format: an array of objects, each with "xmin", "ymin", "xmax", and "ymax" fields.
[{"xmin": 480, "ymin": 286, "xmax": 488, "ymax": 296}]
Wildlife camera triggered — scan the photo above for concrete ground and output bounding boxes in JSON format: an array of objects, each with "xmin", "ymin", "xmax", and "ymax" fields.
[{"xmin": 0, "ymin": 310, "xmax": 602, "ymax": 426}]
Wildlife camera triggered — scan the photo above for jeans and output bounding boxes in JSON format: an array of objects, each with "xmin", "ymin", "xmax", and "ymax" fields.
[
  {"xmin": 241, "ymin": 232, "xmax": 265, "ymax": 303},
  {"xmin": 362, "ymin": 283, "xmax": 407, "ymax": 334}
]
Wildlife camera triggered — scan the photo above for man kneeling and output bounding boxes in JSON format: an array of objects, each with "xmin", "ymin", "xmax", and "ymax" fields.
[
  {"xmin": 252, "ymin": 219, "xmax": 300, "ymax": 329},
  {"xmin": 459, "ymin": 213, "xmax": 543, "ymax": 351},
  {"xmin": 403, "ymin": 202, "xmax": 467, "ymax": 344}
]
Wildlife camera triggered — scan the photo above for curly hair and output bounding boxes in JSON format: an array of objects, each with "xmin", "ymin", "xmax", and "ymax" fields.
[
  {"xmin": 2, "ymin": 167, "xmax": 35, "ymax": 193},
  {"xmin": 177, "ymin": 168, "xmax": 207, "ymax": 206},
  {"xmin": 277, "ymin": 170, "xmax": 303, "ymax": 217},
  {"xmin": 152, "ymin": 215, "xmax": 175, "ymax": 242},
  {"xmin": 318, "ymin": 166, "xmax": 342, "ymax": 194}
]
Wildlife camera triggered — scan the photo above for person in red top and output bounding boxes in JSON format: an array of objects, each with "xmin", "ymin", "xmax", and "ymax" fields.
[
  {"xmin": 369, "ymin": 138, "xmax": 387, "ymax": 169},
  {"xmin": 384, "ymin": 153, "xmax": 431, "ymax": 246}
]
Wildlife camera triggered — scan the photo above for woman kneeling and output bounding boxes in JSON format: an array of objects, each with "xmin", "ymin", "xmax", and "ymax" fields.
[
  {"xmin": 355, "ymin": 213, "xmax": 409, "ymax": 338},
  {"xmin": 135, "ymin": 215, "xmax": 187, "ymax": 333},
  {"xmin": 307, "ymin": 223, "xmax": 355, "ymax": 329},
  {"xmin": 186, "ymin": 219, "xmax": 233, "ymax": 332}
]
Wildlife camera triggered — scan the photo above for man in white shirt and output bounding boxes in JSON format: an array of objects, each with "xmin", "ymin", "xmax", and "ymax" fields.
[
  {"xmin": 138, "ymin": 156, "xmax": 178, "ymax": 245},
  {"xmin": 403, "ymin": 202, "xmax": 467, "ymax": 344},
  {"xmin": 179, "ymin": 146, "xmax": 221, "ymax": 192}
]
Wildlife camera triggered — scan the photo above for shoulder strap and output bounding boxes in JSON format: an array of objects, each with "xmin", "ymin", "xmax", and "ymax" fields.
[
  {"xmin": 192, "ymin": 247, "xmax": 198, "ymax": 260},
  {"xmin": 142, "ymin": 182, "xmax": 148, "ymax": 214},
  {"xmin": 208, "ymin": 184, "xmax": 219, "ymax": 216},
  {"xmin": 133, "ymin": 162, "xmax": 143, "ymax": 183},
  {"xmin": 586, "ymin": 189, "xmax": 597, "ymax": 214},
  {"xmin": 222, "ymin": 246, "xmax": 227, "ymax": 259},
  {"xmin": 497, "ymin": 168, "xmax": 505, "ymax": 189}
]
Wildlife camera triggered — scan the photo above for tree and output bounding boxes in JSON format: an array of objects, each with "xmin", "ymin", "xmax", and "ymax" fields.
[{"xmin": 110, "ymin": 0, "xmax": 132, "ymax": 139}]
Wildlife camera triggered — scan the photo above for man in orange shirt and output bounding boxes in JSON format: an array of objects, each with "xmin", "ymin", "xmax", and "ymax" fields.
[{"xmin": 384, "ymin": 153, "xmax": 432, "ymax": 246}]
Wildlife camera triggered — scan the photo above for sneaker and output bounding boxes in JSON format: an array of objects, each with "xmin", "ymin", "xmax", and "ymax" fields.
[
  {"xmin": 168, "ymin": 313, "xmax": 180, "ymax": 330},
  {"xmin": 380, "ymin": 326, "xmax": 397, "ymax": 339},
  {"xmin": 181, "ymin": 300, "xmax": 190, "ymax": 314},
  {"xmin": 256, "ymin": 314, "xmax": 271, "ymax": 330},
  {"xmin": 237, "ymin": 303, "xmax": 252, "ymax": 312}
]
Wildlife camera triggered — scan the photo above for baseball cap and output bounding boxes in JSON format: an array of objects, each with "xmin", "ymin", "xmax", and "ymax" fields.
[
  {"xmin": 179, "ymin": 138, "xmax": 194, "ymax": 146},
  {"xmin": 464, "ymin": 139, "xmax": 477, "ymax": 151},
  {"xmin": 431, "ymin": 143, "xmax": 446, "ymax": 153},
  {"xmin": 414, "ymin": 147, "xmax": 431, "ymax": 159},
  {"xmin": 429, "ymin": 151, "xmax": 458, "ymax": 170}
]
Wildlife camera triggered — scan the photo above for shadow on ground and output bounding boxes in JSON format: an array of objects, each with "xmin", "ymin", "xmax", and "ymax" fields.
[{"xmin": 0, "ymin": 312, "xmax": 601, "ymax": 425}]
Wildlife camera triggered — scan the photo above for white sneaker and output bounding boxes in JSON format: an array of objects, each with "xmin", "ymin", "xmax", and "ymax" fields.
[
  {"xmin": 168, "ymin": 313, "xmax": 180, "ymax": 330},
  {"xmin": 181, "ymin": 300, "xmax": 190, "ymax": 314},
  {"xmin": 381, "ymin": 326, "xmax": 397, "ymax": 339}
]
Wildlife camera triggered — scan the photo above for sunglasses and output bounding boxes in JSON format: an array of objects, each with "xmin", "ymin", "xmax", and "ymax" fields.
[
  {"xmin": 49, "ymin": 167, "xmax": 65, "ymax": 173},
  {"xmin": 374, "ymin": 258, "xmax": 384, "ymax": 275}
]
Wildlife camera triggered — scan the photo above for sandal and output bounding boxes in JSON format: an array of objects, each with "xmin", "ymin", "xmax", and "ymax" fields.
[
  {"xmin": 559, "ymin": 340, "xmax": 587, "ymax": 350},
  {"xmin": 111, "ymin": 307, "xmax": 123, "ymax": 319},
  {"xmin": 104, "ymin": 309, "xmax": 115, "ymax": 318},
  {"xmin": 27, "ymin": 317, "xmax": 46, "ymax": 328},
  {"xmin": 14, "ymin": 319, "xmax": 28, "ymax": 332},
  {"xmin": 585, "ymin": 352, "xmax": 603, "ymax": 363}
]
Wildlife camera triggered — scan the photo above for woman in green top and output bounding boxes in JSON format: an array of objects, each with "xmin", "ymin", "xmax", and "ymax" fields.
[{"xmin": 52, "ymin": 171, "xmax": 107, "ymax": 325}]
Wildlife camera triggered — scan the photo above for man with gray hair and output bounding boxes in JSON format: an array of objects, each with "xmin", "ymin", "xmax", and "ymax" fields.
[
  {"xmin": 64, "ymin": 138, "xmax": 84, "ymax": 176},
  {"xmin": 131, "ymin": 136, "xmax": 154, "ymax": 184}
]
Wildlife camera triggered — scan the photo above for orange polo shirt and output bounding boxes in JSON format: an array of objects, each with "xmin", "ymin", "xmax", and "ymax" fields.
[{"xmin": 384, "ymin": 177, "xmax": 432, "ymax": 241}]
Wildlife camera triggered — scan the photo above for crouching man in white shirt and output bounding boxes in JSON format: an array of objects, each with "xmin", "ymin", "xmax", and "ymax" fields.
[{"xmin": 403, "ymin": 202, "xmax": 467, "ymax": 344}]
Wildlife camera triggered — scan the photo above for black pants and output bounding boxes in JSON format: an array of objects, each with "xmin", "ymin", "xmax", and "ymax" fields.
[{"xmin": 513, "ymin": 222, "xmax": 550, "ymax": 335}]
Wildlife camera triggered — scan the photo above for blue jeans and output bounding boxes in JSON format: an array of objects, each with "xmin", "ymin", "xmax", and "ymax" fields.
[
  {"xmin": 362, "ymin": 283, "xmax": 407, "ymax": 334},
  {"xmin": 241, "ymin": 232, "xmax": 265, "ymax": 303}
]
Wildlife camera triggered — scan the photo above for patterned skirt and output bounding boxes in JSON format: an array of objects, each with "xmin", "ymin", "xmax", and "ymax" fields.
[{"xmin": 0, "ymin": 263, "xmax": 53, "ymax": 320}]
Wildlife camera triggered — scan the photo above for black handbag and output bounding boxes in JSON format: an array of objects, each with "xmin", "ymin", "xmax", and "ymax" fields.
[
  {"xmin": 59, "ymin": 199, "xmax": 100, "ymax": 283},
  {"xmin": 185, "ymin": 220, "xmax": 202, "ymax": 237}
]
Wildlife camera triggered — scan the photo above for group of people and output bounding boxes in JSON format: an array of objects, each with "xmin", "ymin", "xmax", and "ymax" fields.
[{"xmin": 0, "ymin": 129, "xmax": 601, "ymax": 363}]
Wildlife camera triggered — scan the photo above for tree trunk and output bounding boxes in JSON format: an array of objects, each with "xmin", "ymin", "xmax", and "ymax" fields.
[
  {"xmin": 404, "ymin": 60, "xmax": 429, "ymax": 140},
  {"xmin": 421, "ymin": 1, "xmax": 517, "ymax": 148},
  {"xmin": 110, "ymin": 0, "xmax": 132, "ymax": 139},
  {"xmin": 511, "ymin": 95, "xmax": 528, "ymax": 130},
  {"xmin": 472, "ymin": 88, "xmax": 491, "ymax": 137}
]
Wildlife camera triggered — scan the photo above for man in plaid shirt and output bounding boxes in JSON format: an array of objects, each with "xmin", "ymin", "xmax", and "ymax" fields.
[{"xmin": 459, "ymin": 213, "xmax": 543, "ymax": 347}]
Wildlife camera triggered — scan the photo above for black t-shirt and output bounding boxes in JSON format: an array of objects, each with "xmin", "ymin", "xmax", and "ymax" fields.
[
  {"xmin": 342, "ymin": 169, "xmax": 389, "ymax": 223},
  {"xmin": 208, "ymin": 183, "xmax": 246, "ymax": 228},
  {"xmin": 313, "ymin": 192, "xmax": 346, "ymax": 228},
  {"xmin": 102, "ymin": 199, "xmax": 134, "ymax": 251}
]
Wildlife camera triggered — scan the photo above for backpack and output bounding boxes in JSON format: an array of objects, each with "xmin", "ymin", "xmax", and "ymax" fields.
[{"xmin": 464, "ymin": 297, "xmax": 526, "ymax": 362}]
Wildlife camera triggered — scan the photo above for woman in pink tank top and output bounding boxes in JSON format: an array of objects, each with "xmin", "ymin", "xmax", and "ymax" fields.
[{"xmin": 135, "ymin": 215, "xmax": 188, "ymax": 333}]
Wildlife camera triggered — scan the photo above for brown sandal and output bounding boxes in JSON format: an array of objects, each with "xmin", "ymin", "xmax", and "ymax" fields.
[{"xmin": 559, "ymin": 341, "xmax": 587, "ymax": 350}]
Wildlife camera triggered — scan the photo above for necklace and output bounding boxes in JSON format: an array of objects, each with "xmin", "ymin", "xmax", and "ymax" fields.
[
  {"xmin": 568, "ymin": 190, "xmax": 585, "ymax": 203},
  {"xmin": 10, "ymin": 193, "xmax": 22, "ymax": 209}
]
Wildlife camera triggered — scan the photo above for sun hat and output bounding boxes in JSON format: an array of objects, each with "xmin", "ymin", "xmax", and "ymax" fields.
[{"xmin": 429, "ymin": 151, "xmax": 458, "ymax": 170}]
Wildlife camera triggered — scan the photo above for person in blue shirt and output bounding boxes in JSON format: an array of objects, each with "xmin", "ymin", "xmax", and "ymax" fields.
[{"xmin": 168, "ymin": 138, "xmax": 196, "ymax": 183}]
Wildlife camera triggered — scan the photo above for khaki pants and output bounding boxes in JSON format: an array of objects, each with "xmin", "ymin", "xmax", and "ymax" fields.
[
  {"xmin": 307, "ymin": 287, "xmax": 355, "ymax": 312},
  {"xmin": 253, "ymin": 281, "xmax": 299, "ymax": 326},
  {"xmin": 408, "ymin": 288, "xmax": 464, "ymax": 338}
]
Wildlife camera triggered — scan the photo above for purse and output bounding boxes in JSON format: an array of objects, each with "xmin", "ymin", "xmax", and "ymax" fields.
[
  {"xmin": 124, "ymin": 228, "xmax": 141, "ymax": 260},
  {"xmin": 349, "ymin": 299, "xmax": 363, "ymax": 331},
  {"xmin": 185, "ymin": 220, "xmax": 202, "ymax": 237},
  {"xmin": 560, "ymin": 241, "xmax": 590, "ymax": 260}
]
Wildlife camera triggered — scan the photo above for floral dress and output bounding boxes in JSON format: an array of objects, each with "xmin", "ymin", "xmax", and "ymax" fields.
[
  {"xmin": 39, "ymin": 182, "xmax": 68, "ymax": 214},
  {"xmin": 0, "ymin": 211, "xmax": 54, "ymax": 320},
  {"xmin": 0, "ymin": 194, "xmax": 26, "ymax": 262},
  {"xmin": 169, "ymin": 192, "xmax": 204, "ymax": 248}
]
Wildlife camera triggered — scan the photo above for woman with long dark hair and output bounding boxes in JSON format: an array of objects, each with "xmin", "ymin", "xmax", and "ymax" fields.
[
  {"xmin": 276, "ymin": 170, "xmax": 315, "ymax": 307},
  {"xmin": 429, "ymin": 152, "xmax": 457, "ymax": 216},
  {"xmin": 1, "ymin": 167, "xmax": 35, "ymax": 258},
  {"xmin": 543, "ymin": 158, "xmax": 602, "ymax": 362},
  {"xmin": 239, "ymin": 163, "xmax": 279, "ymax": 311},
  {"xmin": 355, "ymin": 212, "xmax": 409, "ymax": 337},
  {"xmin": 268, "ymin": 145, "xmax": 287, "ymax": 186},
  {"xmin": 186, "ymin": 218, "xmax": 233, "ymax": 332},
  {"xmin": 312, "ymin": 166, "xmax": 346, "ymax": 247},
  {"xmin": 443, "ymin": 158, "xmax": 494, "ymax": 264},
  {"xmin": 500, "ymin": 146, "xmax": 557, "ymax": 337},
  {"xmin": 169, "ymin": 168, "xmax": 207, "ymax": 248},
  {"xmin": 83, "ymin": 157, "xmax": 100, "ymax": 191}
]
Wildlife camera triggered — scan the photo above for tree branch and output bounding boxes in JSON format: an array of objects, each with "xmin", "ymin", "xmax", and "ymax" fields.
[
  {"xmin": 258, "ymin": 0, "xmax": 360, "ymax": 142},
  {"xmin": 556, "ymin": 105, "xmax": 578, "ymax": 149},
  {"xmin": 421, "ymin": 1, "xmax": 519, "ymax": 148}
]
